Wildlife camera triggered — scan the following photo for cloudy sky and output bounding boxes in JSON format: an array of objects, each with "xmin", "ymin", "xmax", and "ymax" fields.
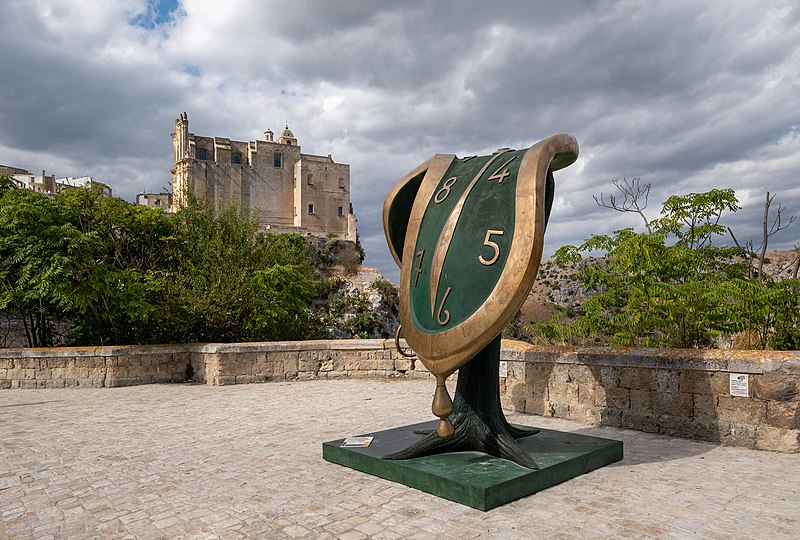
[{"xmin": 1, "ymin": 0, "xmax": 799, "ymax": 281}]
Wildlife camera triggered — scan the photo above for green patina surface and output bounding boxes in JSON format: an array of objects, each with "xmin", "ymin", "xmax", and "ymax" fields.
[
  {"xmin": 409, "ymin": 150, "xmax": 525, "ymax": 333},
  {"xmin": 323, "ymin": 420, "xmax": 623, "ymax": 511},
  {"xmin": 386, "ymin": 170, "xmax": 425, "ymax": 264}
]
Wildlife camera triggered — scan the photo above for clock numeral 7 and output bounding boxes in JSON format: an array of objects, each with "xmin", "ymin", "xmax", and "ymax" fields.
[
  {"xmin": 436, "ymin": 287, "xmax": 452, "ymax": 326},
  {"xmin": 413, "ymin": 250, "xmax": 424, "ymax": 287},
  {"xmin": 478, "ymin": 229, "xmax": 505, "ymax": 266},
  {"xmin": 486, "ymin": 156, "xmax": 516, "ymax": 183}
]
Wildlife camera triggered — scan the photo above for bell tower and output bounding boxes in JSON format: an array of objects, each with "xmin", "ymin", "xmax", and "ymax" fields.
[
  {"xmin": 171, "ymin": 112, "xmax": 190, "ymax": 208},
  {"xmin": 173, "ymin": 112, "xmax": 189, "ymax": 162}
]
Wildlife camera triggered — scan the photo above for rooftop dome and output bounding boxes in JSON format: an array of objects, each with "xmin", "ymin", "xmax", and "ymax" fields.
[{"xmin": 281, "ymin": 124, "xmax": 295, "ymax": 138}]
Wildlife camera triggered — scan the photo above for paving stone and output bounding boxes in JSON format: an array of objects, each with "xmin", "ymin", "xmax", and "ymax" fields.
[{"xmin": 0, "ymin": 379, "xmax": 799, "ymax": 539}]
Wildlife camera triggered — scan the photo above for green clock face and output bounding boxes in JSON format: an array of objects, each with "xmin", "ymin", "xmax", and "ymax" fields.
[
  {"xmin": 409, "ymin": 149, "xmax": 524, "ymax": 333},
  {"xmin": 383, "ymin": 134, "xmax": 579, "ymax": 378}
]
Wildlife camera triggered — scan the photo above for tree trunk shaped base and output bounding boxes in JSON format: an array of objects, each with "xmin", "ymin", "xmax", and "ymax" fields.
[{"xmin": 386, "ymin": 335, "xmax": 540, "ymax": 469}]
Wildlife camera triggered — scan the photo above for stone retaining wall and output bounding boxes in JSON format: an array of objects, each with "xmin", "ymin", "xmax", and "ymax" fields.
[
  {"xmin": 196, "ymin": 340, "xmax": 421, "ymax": 386},
  {"xmin": 499, "ymin": 341, "xmax": 800, "ymax": 453},
  {"xmin": 0, "ymin": 340, "xmax": 424, "ymax": 389},
  {"xmin": 2, "ymin": 340, "xmax": 798, "ymax": 452}
]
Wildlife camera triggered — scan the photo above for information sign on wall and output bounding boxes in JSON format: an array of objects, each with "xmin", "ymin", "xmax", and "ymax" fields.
[{"xmin": 729, "ymin": 373, "xmax": 749, "ymax": 397}]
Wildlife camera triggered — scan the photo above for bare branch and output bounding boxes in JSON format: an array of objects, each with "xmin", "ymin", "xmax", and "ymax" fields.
[
  {"xmin": 758, "ymin": 192, "xmax": 772, "ymax": 279},
  {"xmin": 791, "ymin": 245, "xmax": 800, "ymax": 280},
  {"xmin": 768, "ymin": 203, "xmax": 796, "ymax": 235},
  {"xmin": 593, "ymin": 177, "xmax": 652, "ymax": 233},
  {"xmin": 757, "ymin": 192, "xmax": 797, "ymax": 279}
]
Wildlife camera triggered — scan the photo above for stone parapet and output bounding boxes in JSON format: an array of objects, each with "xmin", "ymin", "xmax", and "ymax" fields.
[
  {"xmin": 499, "ymin": 340, "xmax": 800, "ymax": 453},
  {"xmin": 2, "ymin": 340, "xmax": 798, "ymax": 452},
  {"xmin": 0, "ymin": 340, "xmax": 428, "ymax": 390}
]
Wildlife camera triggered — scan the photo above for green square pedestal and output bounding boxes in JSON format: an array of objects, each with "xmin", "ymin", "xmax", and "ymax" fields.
[{"xmin": 323, "ymin": 421, "xmax": 622, "ymax": 511}]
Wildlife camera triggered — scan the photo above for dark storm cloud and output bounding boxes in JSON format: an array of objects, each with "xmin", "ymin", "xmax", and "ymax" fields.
[
  {"xmin": 0, "ymin": 0, "xmax": 798, "ymax": 282},
  {"xmin": 0, "ymin": 1, "xmax": 186, "ymax": 189}
]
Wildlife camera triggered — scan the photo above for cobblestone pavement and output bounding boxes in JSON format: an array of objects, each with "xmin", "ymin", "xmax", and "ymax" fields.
[{"xmin": 1, "ymin": 379, "xmax": 799, "ymax": 539}]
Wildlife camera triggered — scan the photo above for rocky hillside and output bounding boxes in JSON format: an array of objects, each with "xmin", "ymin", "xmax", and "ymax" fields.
[
  {"xmin": 321, "ymin": 266, "xmax": 399, "ymax": 340},
  {"xmin": 519, "ymin": 250, "xmax": 799, "ymax": 330},
  {"xmin": 301, "ymin": 236, "xmax": 400, "ymax": 340}
]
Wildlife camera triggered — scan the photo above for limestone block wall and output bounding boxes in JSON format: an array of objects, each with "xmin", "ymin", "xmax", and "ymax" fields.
[
  {"xmin": 0, "ymin": 345, "xmax": 194, "ymax": 389},
  {"xmin": 2, "ymin": 339, "xmax": 798, "ymax": 452},
  {"xmin": 0, "ymin": 340, "xmax": 428, "ymax": 390},
  {"xmin": 194, "ymin": 340, "xmax": 424, "ymax": 385},
  {"xmin": 499, "ymin": 341, "xmax": 800, "ymax": 453}
]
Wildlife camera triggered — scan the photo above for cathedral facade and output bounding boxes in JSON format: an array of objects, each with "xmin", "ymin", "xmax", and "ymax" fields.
[{"xmin": 171, "ymin": 113, "xmax": 356, "ymax": 240}]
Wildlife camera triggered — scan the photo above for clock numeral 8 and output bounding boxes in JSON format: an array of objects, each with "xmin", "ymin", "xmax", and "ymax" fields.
[
  {"xmin": 434, "ymin": 177, "xmax": 458, "ymax": 204},
  {"xmin": 478, "ymin": 229, "xmax": 505, "ymax": 266}
]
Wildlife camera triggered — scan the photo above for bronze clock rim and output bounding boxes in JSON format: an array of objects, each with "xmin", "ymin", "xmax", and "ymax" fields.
[
  {"xmin": 382, "ymin": 154, "xmax": 456, "ymax": 267},
  {"xmin": 395, "ymin": 134, "xmax": 579, "ymax": 377}
]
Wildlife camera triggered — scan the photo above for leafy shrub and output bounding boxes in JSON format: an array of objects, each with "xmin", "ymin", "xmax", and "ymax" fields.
[{"xmin": 537, "ymin": 188, "xmax": 798, "ymax": 350}]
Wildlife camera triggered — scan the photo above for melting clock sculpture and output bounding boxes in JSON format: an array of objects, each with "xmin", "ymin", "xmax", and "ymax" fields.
[{"xmin": 382, "ymin": 134, "xmax": 579, "ymax": 469}]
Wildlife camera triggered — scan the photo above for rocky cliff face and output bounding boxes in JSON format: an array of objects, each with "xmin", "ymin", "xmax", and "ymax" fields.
[{"xmin": 317, "ymin": 266, "xmax": 399, "ymax": 340}]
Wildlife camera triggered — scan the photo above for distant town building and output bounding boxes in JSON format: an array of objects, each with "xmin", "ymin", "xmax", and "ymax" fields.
[
  {"xmin": 57, "ymin": 176, "xmax": 112, "ymax": 198},
  {"xmin": 136, "ymin": 192, "xmax": 172, "ymax": 210},
  {"xmin": 0, "ymin": 166, "xmax": 112, "ymax": 197},
  {"xmin": 1, "ymin": 166, "xmax": 57, "ymax": 194},
  {"xmin": 171, "ymin": 113, "xmax": 357, "ymax": 240}
]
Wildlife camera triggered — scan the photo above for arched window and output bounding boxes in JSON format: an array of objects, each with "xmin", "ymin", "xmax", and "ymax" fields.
[
  {"xmin": 197, "ymin": 149, "xmax": 207, "ymax": 160},
  {"xmin": 233, "ymin": 153, "xmax": 242, "ymax": 165}
]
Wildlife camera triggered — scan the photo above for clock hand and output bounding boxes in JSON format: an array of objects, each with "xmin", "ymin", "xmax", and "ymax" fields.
[{"xmin": 428, "ymin": 149, "xmax": 513, "ymax": 317}]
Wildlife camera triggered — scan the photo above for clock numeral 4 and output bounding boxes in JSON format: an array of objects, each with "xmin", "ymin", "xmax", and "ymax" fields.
[
  {"xmin": 434, "ymin": 176, "xmax": 458, "ymax": 204},
  {"xmin": 436, "ymin": 287, "xmax": 452, "ymax": 326},
  {"xmin": 478, "ymin": 229, "xmax": 505, "ymax": 266},
  {"xmin": 413, "ymin": 250, "xmax": 424, "ymax": 287},
  {"xmin": 486, "ymin": 156, "xmax": 516, "ymax": 184}
]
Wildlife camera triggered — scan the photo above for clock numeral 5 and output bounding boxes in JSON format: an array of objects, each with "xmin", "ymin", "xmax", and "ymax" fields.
[
  {"xmin": 436, "ymin": 287, "xmax": 452, "ymax": 325},
  {"xmin": 478, "ymin": 229, "xmax": 505, "ymax": 266},
  {"xmin": 486, "ymin": 156, "xmax": 516, "ymax": 183},
  {"xmin": 434, "ymin": 177, "xmax": 458, "ymax": 204},
  {"xmin": 413, "ymin": 250, "xmax": 424, "ymax": 287}
]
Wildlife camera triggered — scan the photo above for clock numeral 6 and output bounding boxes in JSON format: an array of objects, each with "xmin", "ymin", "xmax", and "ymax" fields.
[
  {"xmin": 487, "ymin": 156, "xmax": 516, "ymax": 184},
  {"xmin": 478, "ymin": 229, "xmax": 505, "ymax": 266},
  {"xmin": 413, "ymin": 250, "xmax": 425, "ymax": 287},
  {"xmin": 436, "ymin": 287, "xmax": 452, "ymax": 326},
  {"xmin": 434, "ymin": 177, "xmax": 458, "ymax": 204}
]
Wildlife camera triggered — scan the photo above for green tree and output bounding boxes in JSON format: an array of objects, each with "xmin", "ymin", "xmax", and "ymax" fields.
[
  {"xmin": 164, "ymin": 195, "xmax": 323, "ymax": 343},
  {"xmin": 0, "ymin": 187, "xmax": 70, "ymax": 346},
  {"xmin": 0, "ymin": 174, "xmax": 16, "ymax": 193},
  {"xmin": 57, "ymin": 186, "xmax": 176, "ymax": 345},
  {"xmin": 0, "ymin": 187, "xmax": 325, "ymax": 346},
  {"xmin": 539, "ymin": 185, "xmax": 798, "ymax": 349}
]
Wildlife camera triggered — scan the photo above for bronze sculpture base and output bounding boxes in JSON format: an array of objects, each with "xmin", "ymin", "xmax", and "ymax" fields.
[
  {"xmin": 386, "ymin": 335, "xmax": 540, "ymax": 469},
  {"xmin": 323, "ymin": 420, "xmax": 623, "ymax": 510}
]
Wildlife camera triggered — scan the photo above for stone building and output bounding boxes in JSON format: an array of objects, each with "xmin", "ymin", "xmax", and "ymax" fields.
[
  {"xmin": 1, "ymin": 166, "xmax": 57, "ymax": 194},
  {"xmin": 0, "ymin": 166, "xmax": 111, "ymax": 197},
  {"xmin": 171, "ymin": 113, "xmax": 356, "ymax": 240},
  {"xmin": 56, "ymin": 176, "xmax": 112, "ymax": 198},
  {"xmin": 135, "ymin": 192, "xmax": 172, "ymax": 210}
]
